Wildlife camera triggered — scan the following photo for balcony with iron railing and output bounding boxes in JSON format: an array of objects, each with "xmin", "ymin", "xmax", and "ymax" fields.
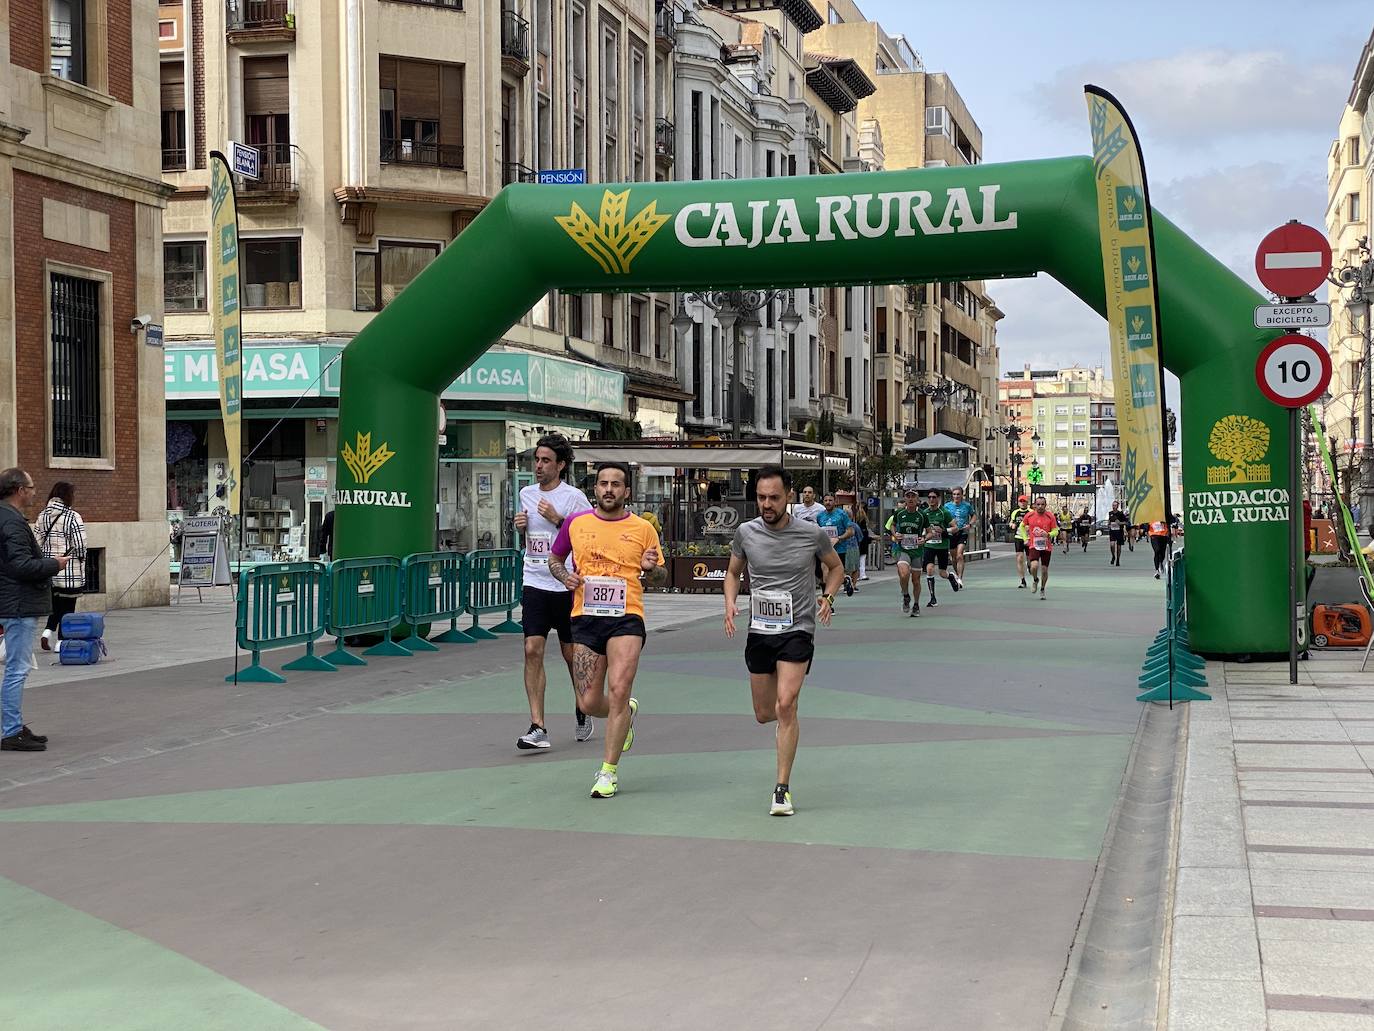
[
  {"xmin": 50, "ymin": 20, "xmax": 72, "ymax": 48},
  {"xmin": 501, "ymin": 10, "xmax": 530, "ymax": 74},
  {"xmin": 654, "ymin": 117, "xmax": 675, "ymax": 170},
  {"xmin": 226, "ymin": 0, "xmax": 294, "ymax": 41},
  {"xmin": 236, "ymin": 142, "xmax": 300, "ymax": 203},
  {"xmin": 654, "ymin": 2, "xmax": 677, "ymax": 52},
  {"xmin": 381, "ymin": 136, "xmax": 464, "ymax": 171},
  {"xmin": 502, "ymin": 161, "xmax": 536, "ymax": 186},
  {"xmin": 162, "ymin": 146, "xmax": 188, "ymax": 172}
]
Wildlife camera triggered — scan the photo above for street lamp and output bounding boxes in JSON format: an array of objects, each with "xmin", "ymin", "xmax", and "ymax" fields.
[
  {"xmin": 1331, "ymin": 239, "xmax": 1374, "ymax": 530},
  {"xmin": 672, "ymin": 289, "xmax": 802, "ymax": 440},
  {"xmin": 986, "ymin": 420, "xmax": 1040, "ymax": 504}
]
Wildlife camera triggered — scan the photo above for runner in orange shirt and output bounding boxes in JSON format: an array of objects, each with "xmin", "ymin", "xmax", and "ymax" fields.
[
  {"xmin": 549, "ymin": 462, "xmax": 665, "ymax": 799},
  {"xmin": 1021, "ymin": 496, "xmax": 1060, "ymax": 600}
]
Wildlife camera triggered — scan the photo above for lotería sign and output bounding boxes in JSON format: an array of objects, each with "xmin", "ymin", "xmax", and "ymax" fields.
[{"xmin": 1254, "ymin": 302, "xmax": 1331, "ymax": 329}]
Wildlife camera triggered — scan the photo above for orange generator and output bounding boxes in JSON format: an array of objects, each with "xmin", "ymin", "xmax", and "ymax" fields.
[{"xmin": 1310, "ymin": 603, "xmax": 1373, "ymax": 649}]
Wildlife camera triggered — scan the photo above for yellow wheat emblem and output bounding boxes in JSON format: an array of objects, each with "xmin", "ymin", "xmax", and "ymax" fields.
[
  {"xmin": 341, "ymin": 431, "xmax": 395, "ymax": 485},
  {"xmin": 555, "ymin": 189, "xmax": 671, "ymax": 275}
]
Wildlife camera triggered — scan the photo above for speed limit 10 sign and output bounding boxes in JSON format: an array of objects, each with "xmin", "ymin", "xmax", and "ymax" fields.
[{"xmin": 1255, "ymin": 333, "xmax": 1332, "ymax": 408}]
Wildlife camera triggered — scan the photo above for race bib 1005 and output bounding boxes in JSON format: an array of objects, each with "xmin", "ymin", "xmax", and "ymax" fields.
[
  {"xmin": 582, "ymin": 575, "xmax": 627, "ymax": 617},
  {"xmin": 749, "ymin": 589, "xmax": 794, "ymax": 634},
  {"xmin": 526, "ymin": 532, "xmax": 552, "ymax": 567}
]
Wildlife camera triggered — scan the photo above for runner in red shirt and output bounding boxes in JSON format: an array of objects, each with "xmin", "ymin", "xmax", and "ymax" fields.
[{"xmin": 1021, "ymin": 496, "xmax": 1060, "ymax": 600}]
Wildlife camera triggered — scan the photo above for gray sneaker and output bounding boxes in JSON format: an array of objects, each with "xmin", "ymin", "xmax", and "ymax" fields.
[
  {"xmin": 575, "ymin": 714, "xmax": 595, "ymax": 742},
  {"xmin": 517, "ymin": 724, "xmax": 550, "ymax": 750}
]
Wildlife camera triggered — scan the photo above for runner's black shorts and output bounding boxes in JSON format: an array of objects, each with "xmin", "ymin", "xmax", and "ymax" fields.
[
  {"xmin": 571, "ymin": 614, "xmax": 646, "ymax": 655},
  {"xmin": 745, "ymin": 631, "xmax": 815, "ymax": 675},
  {"xmin": 921, "ymin": 546, "xmax": 950, "ymax": 570},
  {"xmin": 1109, "ymin": 529, "xmax": 1125, "ymax": 543},
  {"xmin": 522, "ymin": 586, "xmax": 573, "ymax": 641},
  {"xmin": 950, "ymin": 529, "xmax": 968, "ymax": 550},
  {"xmin": 1014, "ymin": 539, "xmax": 1027, "ymax": 553}
]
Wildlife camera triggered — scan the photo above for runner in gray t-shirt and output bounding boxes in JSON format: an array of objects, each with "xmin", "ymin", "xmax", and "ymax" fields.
[{"xmin": 725, "ymin": 465, "xmax": 844, "ymax": 817}]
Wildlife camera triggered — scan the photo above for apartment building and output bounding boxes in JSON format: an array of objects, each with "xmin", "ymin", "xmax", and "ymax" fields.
[
  {"xmin": 158, "ymin": 0, "xmax": 669, "ymax": 556},
  {"xmin": 804, "ymin": 0, "xmax": 1002, "ymax": 455},
  {"xmin": 2, "ymin": 0, "xmax": 172, "ymax": 607},
  {"xmin": 1324, "ymin": 30, "xmax": 1374, "ymax": 503},
  {"xmin": 1000, "ymin": 365, "xmax": 1117, "ymax": 489}
]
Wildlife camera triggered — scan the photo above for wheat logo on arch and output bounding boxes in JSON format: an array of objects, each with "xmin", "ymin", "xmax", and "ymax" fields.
[
  {"xmin": 342, "ymin": 431, "xmax": 395, "ymax": 486},
  {"xmin": 555, "ymin": 189, "xmax": 671, "ymax": 275},
  {"xmin": 1207, "ymin": 414, "xmax": 1271, "ymax": 485}
]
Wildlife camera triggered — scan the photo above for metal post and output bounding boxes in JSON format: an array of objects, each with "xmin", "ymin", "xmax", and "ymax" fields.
[
  {"xmin": 731, "ymin": 322, "xmax": 742, "ymax": 441},
  {"xmin": 1362, "ymin": 308, "xmax": 1374, "ymax": 535},
  {"xmin": 1290, "ymin": 405, "xmax": 1300, "ymax": 685}
]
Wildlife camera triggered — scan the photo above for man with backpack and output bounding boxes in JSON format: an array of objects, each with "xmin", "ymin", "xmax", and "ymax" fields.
[{"xmin": 0, "ymin": 468, "xmax": 66, "ymax": 752}]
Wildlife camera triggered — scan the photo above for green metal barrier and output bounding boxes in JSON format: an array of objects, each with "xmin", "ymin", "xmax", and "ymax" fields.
[
  {"xmin": 401, "ymin": 551, "xmax": 476, "ymax": 648},
  {"xmin": 465, "ymin": 549, "xmax": 523, "ymax": 639},
  {"xmin": 1138, "ymin": 550, "xmax": 1210, "ymax": 703},
  {"xmin": 228, "ymin": 562, "xmax": 333, "ymax": 683},
  {"xmin": 325, "ymin": 556, "xmax": 409, "ymax": 664}
]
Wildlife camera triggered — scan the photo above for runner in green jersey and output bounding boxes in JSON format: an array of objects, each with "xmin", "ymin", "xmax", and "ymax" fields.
[
  {"xmin": 918, "ymin": 489, "xmax": 961, "ymax": 608},
  {"xmin": 884, "ymin": 488, "xmax": 926, "ymax": 617}
]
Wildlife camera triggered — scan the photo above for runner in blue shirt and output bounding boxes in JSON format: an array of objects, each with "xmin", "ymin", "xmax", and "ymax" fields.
[
  {"xmin": 943, "ymin": 486, "xmax": 976, "ymax": 583},
  {"xmin": 816, "ymin": 494, "xmax": 857, "ymax": 597}
]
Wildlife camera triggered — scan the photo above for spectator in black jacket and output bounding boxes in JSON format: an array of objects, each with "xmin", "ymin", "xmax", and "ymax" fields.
[{"xmin": 0, "ymin": 468, "xmax": 66, "ymax": 752}]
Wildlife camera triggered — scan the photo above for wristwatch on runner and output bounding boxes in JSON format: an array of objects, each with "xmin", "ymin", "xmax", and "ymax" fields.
[{"xmin": 821, "ymin": 593, "xmax": 836, "ymax": 607}]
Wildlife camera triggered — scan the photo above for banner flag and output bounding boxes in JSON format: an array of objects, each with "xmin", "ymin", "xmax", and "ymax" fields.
[
  {"xmin": 1085, "ymin": 86, "xmax": 1170, "ymax": 524},
  {"xmin": 209, "ymin": 152, "xmax": 243, "ymax": 514}
]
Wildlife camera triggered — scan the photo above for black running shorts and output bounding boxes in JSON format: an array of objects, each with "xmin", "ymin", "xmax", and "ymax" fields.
[
  {"xmin": 1014, "ymin": 539, "xmax": 1027, "ymax": 553},
  {"xmin": 522, "ymin": 586, "xmax": 574, "ymax": 641},
  {"xmin": 921, "ymin": 546, "xmax": 950, "ymax": 571},
  {"xmin": 745, "ymin": 631, "xmax": 815, "ymax": 675},
  {"xmin": 571, "ymin": 614, "xmax": 646, "ymax": 655},
  {"xmin": 950, "ymin": 529, "xmax": 968, "ymax": 550}
]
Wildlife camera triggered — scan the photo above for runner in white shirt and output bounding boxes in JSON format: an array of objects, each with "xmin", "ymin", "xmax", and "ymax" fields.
[
  {"xmin": 791, "ymin": 485, "xmax": 825, "ymax": 524},
  {"xmin": 513, "ymin": 434, "xmax": 594, "ymax": 751}
]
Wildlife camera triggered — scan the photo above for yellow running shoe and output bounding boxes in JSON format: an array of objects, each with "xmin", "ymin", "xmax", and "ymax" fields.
[
  {"xmin": 590, "ymin": 769, "xmax": 618, "ymax": 798},
  {"xmin": 622, "ymin": 697, "xmax": 638, "ymax": 752}
]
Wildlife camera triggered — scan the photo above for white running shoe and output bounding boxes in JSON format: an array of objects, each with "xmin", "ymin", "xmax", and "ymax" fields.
[
  {"xmin": 575, "ymin": 713, "xmax": 595, "ymax": 742},
  {"xmin": 590, "ymin": 769, "xmax": 618, "ymax": 798}
]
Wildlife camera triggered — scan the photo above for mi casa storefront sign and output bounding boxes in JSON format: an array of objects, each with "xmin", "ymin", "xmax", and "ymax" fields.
[{"xmin": 165, "ymin": 344, "xmax": 622, "ymax": 413}]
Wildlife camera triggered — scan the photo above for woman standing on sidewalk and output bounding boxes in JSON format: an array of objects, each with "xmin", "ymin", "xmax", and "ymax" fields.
[{"xmin": 35, "ymin": 482, "xmax": 86, "ymax": 651}]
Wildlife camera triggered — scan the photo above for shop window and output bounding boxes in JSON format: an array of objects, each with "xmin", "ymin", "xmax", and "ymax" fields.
[
  {"xmin": 164, "ymin": 241, "xmax": 207, "ymax": 312},
  {"xmin": 50, "ymin": 272, "xmax": 103, "ymax": 459},
  {"xmin": 242, "ymin": 238, "xmax": 301, "ymax": 309},
  {"xmin": 380, "ymin": 55, "xmax": 465, "ymax": 169},
  {"xmin": 354, "ymin": 240, "xmax": 440, "ymax": 312}
]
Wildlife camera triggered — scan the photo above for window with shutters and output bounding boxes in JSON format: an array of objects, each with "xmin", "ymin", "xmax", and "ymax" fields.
[
  {"xmin": 49, "ymin": 272, "xmax": 105, "ymax": 460},
  {"xmin": 630, "ymin": 39, "xmax": 646, "ymax": 181},
  {"xmin": 601, "ymin": 20, "xmax": 620, "ymax": 179},
  {"xmin": 161, "ymin": 61, "xmax": 187, "ymax": 170},
  {"xmin": 379, "ymin": 56, "xmax": 465, "ymax": 169},
  {"xmin": 243, "ymin": 56, "xmax": 292, "ymax": 185}
]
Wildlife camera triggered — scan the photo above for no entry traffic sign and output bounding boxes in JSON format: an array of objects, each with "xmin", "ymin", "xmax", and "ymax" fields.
[
  {"xmin": 1255, "ymin": 222, "xmax": 1332, "ymax": 298},
  {"xmin": 1255, "ymin": 334, "xmax": 1332, "ymax": 408}
]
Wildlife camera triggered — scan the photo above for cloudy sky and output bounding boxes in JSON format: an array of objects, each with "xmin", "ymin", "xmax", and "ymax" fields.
[{"xmin": 859, "ymin": 0, "xmax": 1370, "ymax": 376}]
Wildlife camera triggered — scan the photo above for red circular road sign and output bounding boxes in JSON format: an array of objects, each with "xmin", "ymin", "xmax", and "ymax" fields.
[
  {"xmin": 1255, "ymin": 334, "xmax": 1332, "ymax": 408},
  {"xmin": 1255, "ymin": 222, "xmax": 1332, "ymax": 298}
]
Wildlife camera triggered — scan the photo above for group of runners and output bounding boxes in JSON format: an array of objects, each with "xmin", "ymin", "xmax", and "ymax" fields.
[
  {"xmin": 510, "ymin": 434, "xmax": 841, "ymax": 815},
  {"xmin": 1006, "ymin": 495, "xmax": 1179, "ymax": 589},
  {"xmin": 508, "ymin": 432, "xmax": 1175, "ymax": 815}
]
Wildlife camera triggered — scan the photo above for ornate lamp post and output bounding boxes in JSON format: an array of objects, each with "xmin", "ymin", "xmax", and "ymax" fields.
[
  {"xmin": 1331, "ymin": 239, "xmax": 1374, "ymax": 530},
  {"xmin": 986, "ymin": 419, "xmax": 1040, "ymax": 506},
  {"xmin": 672, "ymin": 290, "xmax": 803, "ymax": 441}
]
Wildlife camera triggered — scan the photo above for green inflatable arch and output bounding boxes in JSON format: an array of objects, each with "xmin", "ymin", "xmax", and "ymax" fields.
[{"xmin": 333, "ymin": 156, "xmax": 1287, "ymax": 656}]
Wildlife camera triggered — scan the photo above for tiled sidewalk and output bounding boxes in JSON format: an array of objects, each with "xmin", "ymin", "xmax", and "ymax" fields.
[{"xmin": 1170, "ymin": 654, "xmax": 1374, "ymax": 1030}]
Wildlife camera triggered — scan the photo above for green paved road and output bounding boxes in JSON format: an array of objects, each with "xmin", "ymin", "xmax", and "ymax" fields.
[{"xmin": 0, "ymin": 544, "xmax": 1161, "ymax": 1030}]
